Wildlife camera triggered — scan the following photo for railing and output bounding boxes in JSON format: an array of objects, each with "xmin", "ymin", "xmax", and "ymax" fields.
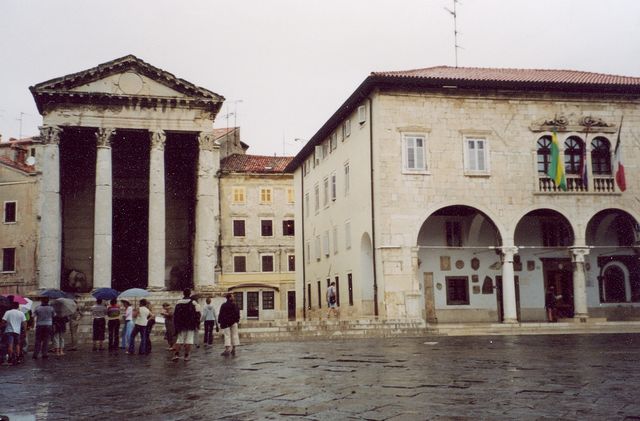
[{"xmin": 538, "ymin": 175, "xmax": 616, "ymax": 194}]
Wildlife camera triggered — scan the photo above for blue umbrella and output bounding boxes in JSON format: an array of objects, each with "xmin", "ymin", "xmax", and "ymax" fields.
[
  {"xmin": 92, "ymin": 288, "xmax": 120, "ymax": 301},
  {"xmin": 117, "ymin": 288, "xmax": 150, "ymax": 299},
  {"xmin": 38, "ymin": 288, "xmax": 75, "ymax": 299}
]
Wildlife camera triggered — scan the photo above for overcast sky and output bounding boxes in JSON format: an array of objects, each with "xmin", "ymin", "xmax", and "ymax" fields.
[{"xmin": 1, "ymin": 0, "xmax": 639, "ymax": 156}]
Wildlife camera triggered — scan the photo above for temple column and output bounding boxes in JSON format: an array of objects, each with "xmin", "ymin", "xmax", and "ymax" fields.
[
  {"xmin": 570, "ymin": 246, "xmax": 590, "ymax": 320},
  {"xmin": 193, "ymin": 132, "xmax": 220, "ymax": 289},
  {"xmin": 37, "ymin": 126, "xmax": 62, "ymax": 289},
  {"xmin": 147, "ymin": 130, "xmax": 166, "ymax": 291},
  {"xmin": 93, "ymin": 128, "xmax": 115, "ymax": 289},
  {"xmin": 501, "ymin": 246, "xmax": 519, "ymax": 324}
]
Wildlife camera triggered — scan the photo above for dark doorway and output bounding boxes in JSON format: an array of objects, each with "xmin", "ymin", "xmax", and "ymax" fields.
[
  {"xmin": 546, "ymin": 269, "xmax": 574, "ymax": 318},
  {"xmin": 247, "ymin": 291, "xmax": 259, "ymax": 319},
  {"xmin": 287, "ymin": 291, "xmax": 296, "ymax": 320},
  {"xmin": 112, "ymin": 198, "xmax": 149, "ymax": 290},
  {"xmin": 496, "ymin": 275, "xmax": 521, "ymax": 322}
]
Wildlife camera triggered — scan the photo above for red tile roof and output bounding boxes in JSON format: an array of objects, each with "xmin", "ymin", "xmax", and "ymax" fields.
[
  {"xmin": 0, "ymin": 156, "xmax": 37, "ymax": 174},
  {"xmin": 220, "ymin": 154, "xmax": 293, "ymax": 174},
  {"xmin": 372, "ymin": 66, "xmax": 640, "ymax": 86}
]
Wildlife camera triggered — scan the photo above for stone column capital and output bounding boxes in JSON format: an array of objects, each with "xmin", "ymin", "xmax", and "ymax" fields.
[
  {"xmin": 96, "ymin": 127, "xmax": 116, "ymax": 148},
  {"xmin": 501, "ymin": 246, "xmax": 518, "ymax": 260},
  {"xmin": 570, "ymin": 246, "xmax": 590, "ymax": 263},
  {"xmin": 39, "ymin": 125, "xmax": 62, "ymax": 145},
  {"xmin": 198, "ymin": 132, "xmax": 218, "ymax": 151},
  {"xmin": 150, "ymin": 130, "xmax": 167, "ymax": 150}
]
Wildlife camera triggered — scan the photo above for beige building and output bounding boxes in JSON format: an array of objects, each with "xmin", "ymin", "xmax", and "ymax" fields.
[
  {"xmin": 288, "ymin": 66, "xmax": 640, "ymax": 324},
  {"xmin": 218, "ymin": 153, "xmax": 296, "ymax": 321},
  {"xmin": 0, "ymin": 138, "xmax": 40, "ymax": 294}
]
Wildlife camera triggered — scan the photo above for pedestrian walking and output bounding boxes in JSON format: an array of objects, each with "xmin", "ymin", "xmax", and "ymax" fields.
[
  {"xmin": 545, "ymin": 285, "xmax": 561, "ymax": 323},
  {"xmin": 160, "ymin": 303, "xmax": 175, "ymax": 350},
  {"xmin": 218, "ymin": 293, "xmax": 240, "ymax": 357},
  {"xmin": 120, "ymin": 300, "xmax": 133, "ymax": 351},
  {"xmin": 32, "ymin": 297, "xmax": 55, "ymax": 359},
  {"xmin": 326, "ymin": 281, "xmax": 338, "ymax": 319},
  {"xmin": 67, "ymin": 302, "xmax": 82, "ymax": 351},
  {"xmin": 144, "ymin": 301, "xmax": 155, "ymax": 355},
  {"xmin": 172, "ymin": 288, "xmax": 200, "ymax": 362},
  {"xmin": 202, "ymin": 298, "xmax": 218, "ymax": 346},
  {"xmin": 1, "ymin": 301, "xmax": 26, "ymax": 365},
  {"xmin": 106, "ymin": 298, "xmax": 121, "ymax": 352},
  {"xmin": 128, "ymin": 299, "xmax": 152, "ymax": 355},
  {"xmin": 52, "ymin": 313, "xmax": 68, "ymax": 356},
  {"xmin": 91, "ymin": 299, "xmax": 107, "ymax": 351}
]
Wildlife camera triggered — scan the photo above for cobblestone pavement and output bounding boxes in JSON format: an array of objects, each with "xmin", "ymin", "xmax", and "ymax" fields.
[{"xmin": 1, "ymin": 334, "xmax": 640, "ymax": 420}]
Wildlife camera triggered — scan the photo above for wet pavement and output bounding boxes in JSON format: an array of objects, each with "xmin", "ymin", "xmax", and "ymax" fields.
[{"xmin": 1, "ymin": 334, "xmax": 640, "ymax": 420}]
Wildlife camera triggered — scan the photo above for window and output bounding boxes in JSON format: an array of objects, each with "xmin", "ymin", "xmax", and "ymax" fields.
[
  {"xmin": 348, "ymin": 273, "xmax": 354, "ymax": 306},
  {"xmin": 283, "ymin": 220, "xmax": 295, "ymax": 236},
  {"xmin": 260, "ymin": 188, "xmax": 273, "ymax": 204},
  {"xmin": 335, "ymin": 276, "xmax": 340, "ymax": 306},
  {"xmin": 261, "ymin": 254, "xmax": 274, "ymax": 272},
  {"xmin": 445, "ymin": 221, "xmax": 462, "ymax": 247},
  {"xmin": 323, "ymin": 177, "xmax": 329, "ymax": 207},
  {"xmin": 446, "ymin": 277, "xmax": 469, "ymax": 305},
  {"xmin": 330, "ymin": 132, "xmax": 337, "ymax": 152},
  {"xmin": 314, "ymin": 184, "xmax": 320, "ymax": 213},
  {"xmin": 261, "ymin": 219, "xmax": 273, "ymax": 237},
  {"xmin": 330, "ymin": 173, "xmax": 337, "ymax": 201},
  {"xmin": 564, "ymin": 136, "xmax": 584, "ymax": 175},
  {"xmin": 2, "ymin": 248, "xmax": 15, "ymax": 272},
  {"xmin": 233, "ymin": 255, "xmax": 246, "ymax": 272},
  {"xmin": 234, "ymin": 292, "xmax": 244, "ymax": 310},
  {"xmin": 288, "ymin": 254, "xmax": 295, "ymax": 271},
  {"xmin": 344, "ymin": 162, "xmax": 350, "ymax": 196},
  {"xmin": 232, "ymin": 187, "xmax": 245, "ymax": 204},
  {"xmin": 232, "ymin": 219, "xmax": 246, "ymax": 237},
  {"xmin": 403, "ymin": 135, "xmax": 426, "ymax": 171},
  {"xmin": 323, "ymin": 231, "xmax": 330, "ymax": 256},
  {"xmin": 322, "ymin": 141, "xmax": 329, "ymax": 159},
  {"xmin": 464, "ymin": 137, "xmax": 489, "ymax": 173},
  {"xmin": 317, "ymin": 281, "xmax": 322, "ymax": 308},
  {"xmin": 304, "ymin": 193, "xmax": 310, "ymax": 218},
  {"xmin": 3, "ymin": 202, "xmax": 16, "ymax": 223},
  {"xmin": 345, "ymin": 221, "xmax": 352, "ymax": 249},
  {"xmin": 591, "ymin": 137, "xmax": 612, "ymax": 175},
  {"xmin": 262, "ymin": 291, "xmax": 275, "ymax": 310},
  {"xmin": 333, "ymin": 225, "xmax": 338, "ymax": 255},
  {"xmin": 287, "ymin": 187, "xmax": 295, "ymax": 204},
  {"xmin": 343, "ymin": 119, "xmax": 351, "ymax": 139},
  {"xmin": 358, "ymin": 105, "xmax": 366, "ymax": 124},
  {"xmin": 307, "ymin": 284, "xmax": 312, "ymax": 309},
  {"xmin": 537, "ymin": 136, "xmax": 552, "ymax": 174},
  {"xmin": 305, "ymin": 241, "xmax": 311, "ymax": 264},
  {"xmin": 315, "ymin": 236, "xmax": 321, "ymax": 261},
  {"xmin": 315, "ymin": 145, "xmax": 323, "ymax": 165}
]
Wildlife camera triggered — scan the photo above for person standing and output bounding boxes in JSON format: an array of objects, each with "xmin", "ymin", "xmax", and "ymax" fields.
[
  {"xmin": 67, "ymin": 301, "xmax": 82, "ymax": 351},
  {"xmin": 2, "ymin": 301, "xmax": 26, "ymax": 365},
  {"xmin": 218, "ymin": 293, "xmax": 240, "ymax": 357},
  {"xmin": 144, "ymin": 301, "xmax": 156, "ymax": 355},
  {"xmin": 202, "ymin": 297, "xmax": 218, "ymax": 347},
  {"xmin": 128, "ymin": 299, "xmax": 151, "ymax": 355},
  {"xmin": 326, "ymin": 281, "xmax": 338, "ymax": 319},
  {"xmin": 91, "ymin": 299, "xmax": 107, "ymax": 351},
  {"xmin": 160, "ymin": 303, "xmax": 175, "ymax": 350},
  {"xmin": 32, "ymin": 297, "xmax": 55, "ymax": 359},
  {"xmin": 52, "ymin": 312, "xmax": 68, "ymax": 356},
  {"xmin": 120, "ymin": 300, "xmax": 133, "ymax": 351},
  {"xmin": 545, "ymin": 285, "xmax": 560, "ymax": 323},
  {"xmin": 106, "ymin": 299, "xmax": 121, "ymax": 352},
  {"xmin": 172, "ymin": 288, "xmax": 199, "ymax": 362}
]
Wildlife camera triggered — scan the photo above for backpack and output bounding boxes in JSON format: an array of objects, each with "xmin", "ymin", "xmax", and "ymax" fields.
[{"xmin": 174, "ymin": 299, "xmax": 198, "ymax": 332}]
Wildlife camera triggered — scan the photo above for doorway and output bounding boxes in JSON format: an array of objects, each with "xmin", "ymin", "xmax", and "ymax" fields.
[
  {"xmin": 496, "ymin": 275, "xmax": 521, "ymax": 322},
  {"xmin": 247, "ymin": 291, "xmax": 259, "ymax": 319},
  {"xmin": 112, "ymin": 198, "xmax": 149, "ymax": 291},
  {"xmin": 287, "ymin": 291, "xmax": 296, "ymax": 320},
  {"xmin": 546, "ymin": 269, "xmax": 574, "ymax": 318}
]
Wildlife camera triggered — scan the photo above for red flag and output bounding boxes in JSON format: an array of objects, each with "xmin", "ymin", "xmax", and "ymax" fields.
[{"xmin": 614, "ymin": 117, "xmax": 626, "ymax": 192}]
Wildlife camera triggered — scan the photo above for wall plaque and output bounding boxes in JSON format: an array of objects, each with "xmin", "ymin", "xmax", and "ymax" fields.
[
  {"xmin": 455, "ymin": 260, "xmax": 464, "ymax": 269},
  {"xmin": 440, "ymin": 256, "xmax": 451, "ymax": 271},
  {"xmin": 471, "ymin": 257, "xmax": 480, "ymax": 271}
]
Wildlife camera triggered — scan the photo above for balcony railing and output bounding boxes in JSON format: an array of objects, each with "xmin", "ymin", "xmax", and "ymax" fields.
[{"xmin": 538, "ymin": 175, "xmax": 616, "ymax": 194}]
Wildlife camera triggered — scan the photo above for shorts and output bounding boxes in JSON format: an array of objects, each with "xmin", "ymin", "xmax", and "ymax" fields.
[
  {"xmin": 93, "ymin": 318, "xmax": 106, "ymax": 341},
  {"xmin": 175, "ymin": 330, "xmax": 195, "ymax": 345},
  {"xmin": 328, "ymin": 302, "xmax": 338, "ymax": 309},
  {"xmin": 4, "ymin": 332, "xmax": 19, "ymax": 347}
]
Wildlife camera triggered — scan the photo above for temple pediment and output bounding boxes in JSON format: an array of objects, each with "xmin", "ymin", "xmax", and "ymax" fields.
[{"xmin": 30, "ymin": 54, "xmax": 224, "ymax": 113}]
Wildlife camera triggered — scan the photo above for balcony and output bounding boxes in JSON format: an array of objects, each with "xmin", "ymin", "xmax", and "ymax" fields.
[{"xmin": 537, "ymin": 175, "xmax": 616, "ymax": 194}]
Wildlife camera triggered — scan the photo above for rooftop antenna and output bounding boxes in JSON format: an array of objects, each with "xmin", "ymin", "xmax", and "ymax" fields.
[
  {"xmin": 16, "ymin": 112, "xmax": 27, "ymax": 140},
  {"xmin": 444, "ymin": 0, "xmax": 462, "ymax": 67}
]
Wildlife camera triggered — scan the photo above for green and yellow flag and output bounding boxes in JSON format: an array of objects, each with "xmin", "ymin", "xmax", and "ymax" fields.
[{"xmin": 547, "ymin": 129, "xmax": 566, "ymax": 191}]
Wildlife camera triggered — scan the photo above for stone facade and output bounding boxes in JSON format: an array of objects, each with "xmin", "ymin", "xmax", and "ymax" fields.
[{"xmin": 290, "ymin": 67, "xmax": 640, "ymax": 323}]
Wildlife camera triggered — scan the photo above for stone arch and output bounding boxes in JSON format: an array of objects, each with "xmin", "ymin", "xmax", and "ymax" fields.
[
  {"xmin": 585, "ymin": 207, "xmax": 640, "ymax": 246},
  {"xmin": 510, "ymin": 205, "xmax": 579, "ymax": 244},
  {"xmin": 514, "ymin": 208, "xmax": 575, "ymax": 247},
  {"xmin": 601, "ymin": 261, "xmax": 631, "ymax": 303}
]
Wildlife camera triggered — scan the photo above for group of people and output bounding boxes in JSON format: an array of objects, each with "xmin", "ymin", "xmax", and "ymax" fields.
[{"xmin": 1, "ymin": 289, "xmax": 241, "ymax": 365}]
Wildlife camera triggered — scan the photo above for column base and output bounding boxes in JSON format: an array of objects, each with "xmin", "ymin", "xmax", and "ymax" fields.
[
  {"xmin": 146, "ymin": 286, "xmax": 166, "ymax": 292},
  {"xmin": 502, "ymin": 318, "xmax": 519, "ymax": 325},
  {"xmin": 573, "ymin": 314, "xmax": 589, "ymax": 323}
]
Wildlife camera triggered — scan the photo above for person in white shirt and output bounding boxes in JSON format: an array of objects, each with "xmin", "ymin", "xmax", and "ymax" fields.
[
  {"xmin": 2, "ymin": 301, "xmax": 27, "ymax": 365},
  {"xmin": 120, "ymin": 300, "xmax": 133, "ymax": 351},
  {"xmin": 127, "ymin": 299, "xmax": 152, "ymax": 355}
]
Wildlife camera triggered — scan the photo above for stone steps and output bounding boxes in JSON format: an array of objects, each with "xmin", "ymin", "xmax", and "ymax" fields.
[{"xmin": 430, "ymin": 320, "xmax": 640, "ymax": 336}]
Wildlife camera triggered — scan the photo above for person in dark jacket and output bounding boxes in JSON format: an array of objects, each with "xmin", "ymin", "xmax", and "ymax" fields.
[{"xmin": 218, "ymin": 293, "xmax": 240, "ymax": 356}]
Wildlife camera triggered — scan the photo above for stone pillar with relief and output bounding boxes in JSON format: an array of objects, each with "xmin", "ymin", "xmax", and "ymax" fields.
[
  {"xmin": 38, "ymin": 125, "xmax": 63, "ymax": 289},
  {"xmin": 570, "ymin": 246, "xmax": 590, "ymax": 320},
  {"xmin": 93, "ymin": 127, "xmax": 115, "ymax": 289},
  {"xmin": 501, "ymin": 246, "xmax": 519, "ymax": 324},
  {"xmin": 147, "ymin": 130, "xmax": 166, "ymax": 291},
  {"xmin": 193, "ymin": 132, "xmax": 220, "ymax": 289}
]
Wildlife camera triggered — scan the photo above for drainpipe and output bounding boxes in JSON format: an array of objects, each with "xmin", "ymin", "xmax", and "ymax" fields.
[
  {"xmin": 367, "ymin": 96, "xmax": 379, "ymax": 317},
  {"xmin": 216, "ymin": 169, "xmax": 223, "ymax": 286},
  {"xmin": 299, "ymin": 170, "xmax": 307, "ymax": 319}
]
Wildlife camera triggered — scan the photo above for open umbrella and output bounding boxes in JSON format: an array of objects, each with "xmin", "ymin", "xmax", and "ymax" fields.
[
  {"xmin": 51, "ymin": 298, "xmax": 77, "ymax": 318},
  {"xmin": 92, "ymin": 288, "xmax": 120, "ymax": 301},
  {"xmin": 37, "ymin": 289, "xmax": 75, "ymax": 299},
  {"xmin": 2, "ymin": 294, "xmax": 28, "ymax": 305},
  {"xmin": 19, "ymin": 297, "xmax": 33, "ymax": 312},
  {"xmin": 117, "ymin": 288, "xmax": 150, "ymax": 299}
]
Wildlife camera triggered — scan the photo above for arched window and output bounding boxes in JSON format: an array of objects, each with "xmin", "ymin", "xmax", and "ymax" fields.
[
  {"xmin": 603, "ymin": 265, "xmax": 627, "ymax": 303},
  {"xmin": 591, "ymin": 137, "xmax": 612, "ymax": 175},
  {"xmin": 537, "ymin": 136, "xmax": 552, "ymax": 174},
  {"xmin": 564, "ymin": 136, "xmax": 584, "ymax": 175}
]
